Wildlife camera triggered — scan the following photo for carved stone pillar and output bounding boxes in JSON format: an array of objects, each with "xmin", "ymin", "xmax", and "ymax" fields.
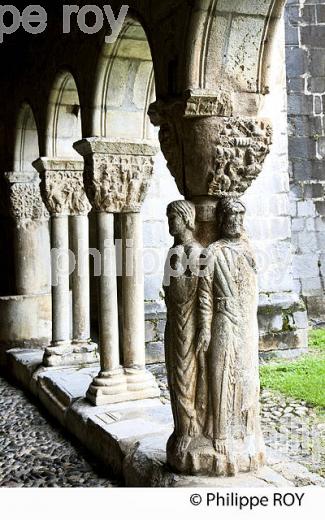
[
  {"xmin": 5, "ymin": 171, "xmax": 50, "ymax": 295},
  {"xmin": 149, "ymin": 91, "xmax": 272, "ymax": 476},
  {"xmin": 33, "ymin": 158, "xmax": 98, "ymax": 367},
  {"xmin": 74, "ymin": 138, "xmax": 160, "ymax": 405}
]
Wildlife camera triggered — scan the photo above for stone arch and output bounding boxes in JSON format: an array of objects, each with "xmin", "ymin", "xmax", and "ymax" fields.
[
  {"xmin": 86, "ymin": 14, "xmax": 181, "ymax": 345},
  {"xmin": 14, "ymin": 102, "xmax": 40, "ymax": 173},
  {"xmin": 185, "ymin": 0, "xmax": 286, "ymax": 112},
  {"xmin": 257, "ymin": 0, "xmax": 287, "ymax": 95},
  {"xmin": 92, "ymin": 16, "xmax": 156, "ymax": 139},
  {"xmin": 46, "ymin": 71, "xmax": 82, "ymax": 158}
]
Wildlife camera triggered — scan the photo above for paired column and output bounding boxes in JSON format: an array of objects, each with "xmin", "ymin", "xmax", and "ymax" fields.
[
  {"xmin": 148, "ymin": 93, "xmax": 272, "ymax": 476},
  {"xmin": 74, "ymin": 138, "xmax": 160, "ymax": 405},
  {"xmin": 33, "ymin": 158, "xmax": 98, "ymax": 367},
  {"xmin": 5, "ymin": 171, "xmax": 50, "ymax": 295}
]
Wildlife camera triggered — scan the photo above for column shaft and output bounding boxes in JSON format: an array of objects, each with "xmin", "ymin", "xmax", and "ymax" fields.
[
  {"xmin": 14, "ymin": 221, "xmax": 51, "ymax": 295},
  {"xmin": 121, "ymin": 212, "xmax": 145, "ymax": 368},
  {"xmin": 70, "ymin": 215, "xmax": 91, "ymax": 342},
  {"xmin": 97, "ymin": 212, "xmax": 120, "ymax": 372},
  {"xmin": 51, "ymin": 215, "xmax": 70, "ymax": 344}
]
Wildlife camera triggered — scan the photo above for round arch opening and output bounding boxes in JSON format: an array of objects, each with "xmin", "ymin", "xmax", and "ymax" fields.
[
  {"xmin": 14, "ymin": 103, "xmax": 40, "ymax": 173},
  {"xmin": 46, "ymin": 71, "xmax": 82, "ymax": 158}
]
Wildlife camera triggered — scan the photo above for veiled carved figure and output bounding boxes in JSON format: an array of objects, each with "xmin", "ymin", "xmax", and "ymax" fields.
[
  {"xmin": 163, "ymin": 201, "xmax": 202, "ymax": 455},
  {"xmin": 165, "ymin": 198, "xmax": 265, "ymax": 476}
]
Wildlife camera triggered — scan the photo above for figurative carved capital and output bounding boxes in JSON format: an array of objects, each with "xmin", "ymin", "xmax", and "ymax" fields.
[
  {"xmin": 149, "ymin": 96, "xmax": 272, "ymax": 199},
  {"xmin": 74, "ymin": 139, "xmax": 158, "ymax": 213},
  {"xmin": 33, "ymin": 159, "xmax": 91, "ymax": 216},
  {"xmin": 207, "ymin": 117, "xmax": 272, "ymax": 197}
]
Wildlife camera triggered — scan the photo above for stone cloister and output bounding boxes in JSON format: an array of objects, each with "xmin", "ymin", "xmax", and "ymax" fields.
[{"xmin": 0, "ymin": 0, "xmax": 324, "ymax": 485}]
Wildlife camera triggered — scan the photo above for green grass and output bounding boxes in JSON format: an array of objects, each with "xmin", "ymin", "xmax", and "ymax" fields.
[
  {"xmin": 309, "ymin": 329, "xmax": 325, "ymax": 352},
  {"xmin": 260, "ymin": 329, "xmax": 325, "ymax": 408}
]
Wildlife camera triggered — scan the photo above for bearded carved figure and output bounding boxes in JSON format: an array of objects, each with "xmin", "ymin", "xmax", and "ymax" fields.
[{"xmin": 165, "ymin": 198, "xmax": 265, "ymax": 476}]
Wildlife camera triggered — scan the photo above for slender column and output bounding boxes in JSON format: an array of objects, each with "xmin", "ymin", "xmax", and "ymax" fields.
[
  {"xmin": 74, "ymin": 138, "xmax": 160, "ymax": 405},
  {"xmin": 97, "ymin": 212, "xmax": 120, "ymax": 373},
  {"xmin": 121, "ymin": 212, "xmax": 145, "ymax": 369},
  {"xmin": 33, "ymin": 158, "xmax": 98, "ymax": 367},
  {"xmin": 71, "ymin": 215, "xmax": 91, "ymax": 343},
  {"xmin": 5, "ymin": 171, "xmax": 50, "ymax": 295},
  {"xmin": 51, "ymin": 214, "xmax": 70, "ymax": 345}
]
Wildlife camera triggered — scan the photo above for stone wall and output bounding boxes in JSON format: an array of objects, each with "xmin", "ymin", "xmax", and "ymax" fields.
[
  {"xmin": 285, "ymin": 0, "xmax": 325, "ymax": 320},
  {"xmin": 142, "ymin": 153, "xmax": 181, "ymax": 363}
]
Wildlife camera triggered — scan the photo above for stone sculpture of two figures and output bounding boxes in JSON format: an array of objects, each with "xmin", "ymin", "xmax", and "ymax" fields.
[{"xmin": 163, "ymin": 198, "xmax": 265, "ymax": 476}]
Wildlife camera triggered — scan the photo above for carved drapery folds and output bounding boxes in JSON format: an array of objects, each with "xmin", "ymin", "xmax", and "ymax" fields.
[
  {"xmin": 164, "ymin": 198, "xmax": 265, "ymax": 477},
  {"xmin": 5, "ymin": 172, "xmax": 48, "ymax": 227},
  {"xmin": 149, "ymin": 91, "xmax": 272, "ymax": 200},
  {"xmin": 33, "ymin": 159, "xmax": 91, "ymax": 216},
  {"xmin": 73, "ymin": 139, "xmax": 158, "ymax": 214},
  {"xmin": 153, "ymin": 91, "xmax": 272, "ymax": 477}
]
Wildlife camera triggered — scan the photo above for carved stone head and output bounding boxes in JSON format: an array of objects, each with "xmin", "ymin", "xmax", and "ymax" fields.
[
  {"xmin": 167, "ymin": 200, "xmax": 196, "ymax": 240},
  {"xmin": 219, "ymin": 198, "xmax": 246, "ymax": 239}
]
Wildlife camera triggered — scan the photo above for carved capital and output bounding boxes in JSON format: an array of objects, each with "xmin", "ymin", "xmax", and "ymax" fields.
[
  {"xmin": 149, "ymin": 96, "xmax": 272, "ymax": 199},
  {"xmin": 33, "ymin": 158, "xmax": 91, "ymax": 216},
  {"xmin": 184, "ymin": 89, "xmax": 233, "ymax": 118},
  {"xmin": 74, "ymin": 138, "xmax": 158, "ymax": 213},
  {"xmin": 5, "ymin": 172, "xmax": 48, "ymax": 226},
  {"xmin": 206, "ymin": 117, "xmax": 272, "ymax": 197}
]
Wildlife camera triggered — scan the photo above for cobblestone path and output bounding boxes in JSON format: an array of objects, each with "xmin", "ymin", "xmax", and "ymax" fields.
[
  {"xmin": 0, "ymin": 376, "xmax": 121, "ymax": 487},
  {"xmin": 1, "ymin": 366, "xmax": 324, "ymax": 486},
  {"xmin": 150, "ymin": 364, "xmax": 325, "ymax": 478}
]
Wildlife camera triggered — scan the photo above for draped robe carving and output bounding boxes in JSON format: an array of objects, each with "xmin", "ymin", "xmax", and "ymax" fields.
[{"xmin": 164, "ymin": 198, "xmax": 265, "ymax": 476}]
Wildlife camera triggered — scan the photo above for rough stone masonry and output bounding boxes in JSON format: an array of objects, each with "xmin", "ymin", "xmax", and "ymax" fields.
[{"xmin": 285, "ymin": 0, "xmax": 325, "ymax": 320}]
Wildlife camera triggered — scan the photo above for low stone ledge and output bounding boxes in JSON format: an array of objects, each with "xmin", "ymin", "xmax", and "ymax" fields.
[
  {"xmin": 1, "ymin": 348, "xmax": 324, "ymax": 488},
  {"xmin": 0, "ymin": 294, "xmax": 51, "ymax": 349}
]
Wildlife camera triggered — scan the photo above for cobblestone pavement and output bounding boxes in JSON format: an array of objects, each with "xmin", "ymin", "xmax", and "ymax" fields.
[
  {"xmin": 149, "ymin": 364, "xmax": 325, "ymax": 478},
  {"xmin": 0, "ymin": 377, "xmax": 121, "ymax": 487},
  {"xmin": 1, "ymin": 366, "xmax": 324, "ymax": 487}
]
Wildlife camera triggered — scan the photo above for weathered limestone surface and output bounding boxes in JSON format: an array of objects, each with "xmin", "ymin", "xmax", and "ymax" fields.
[
  {"xmin": 0, "ymin": 0, "xmax": 312, "ymax": 367},
  {"xmin": 164, "ymin": 199, "xmax": 265, "ymax": 476},
  {"xmin": 0, "ymin": 0, "xmax": 321, "ymax": 487},
  {"xmin": 33, "ymin": 158, "xmax": 98, "ymax": 368},
  {"xmin": 5, "ymin": 171, "xmax": 50, "ymax": 296},
  {"xmin": 0, "ymin": 294, "xmax": 51, "ymax": 366},
  {"xmin": 74, "ymin": 139, "xmax": 160, "ymax": 405},
  {"xmin": 148, "ymin": 83, "xmax": 274, "ymax": 476},
  {"xmin": 285, "ymin": 1, "xmax": 325, "ymax": 320}
]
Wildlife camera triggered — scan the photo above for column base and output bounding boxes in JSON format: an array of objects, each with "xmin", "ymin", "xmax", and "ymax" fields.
[
  {"xmin": 167, "ymin": 432, "xmax": 266, "ymax": 477},
  {"xmin": 86, "ymin": 367, "xmax": 160, "ymax": 405},
  {"xmin": 43, "ymin": 341, "xmax": 99, "ymax": 368}
]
